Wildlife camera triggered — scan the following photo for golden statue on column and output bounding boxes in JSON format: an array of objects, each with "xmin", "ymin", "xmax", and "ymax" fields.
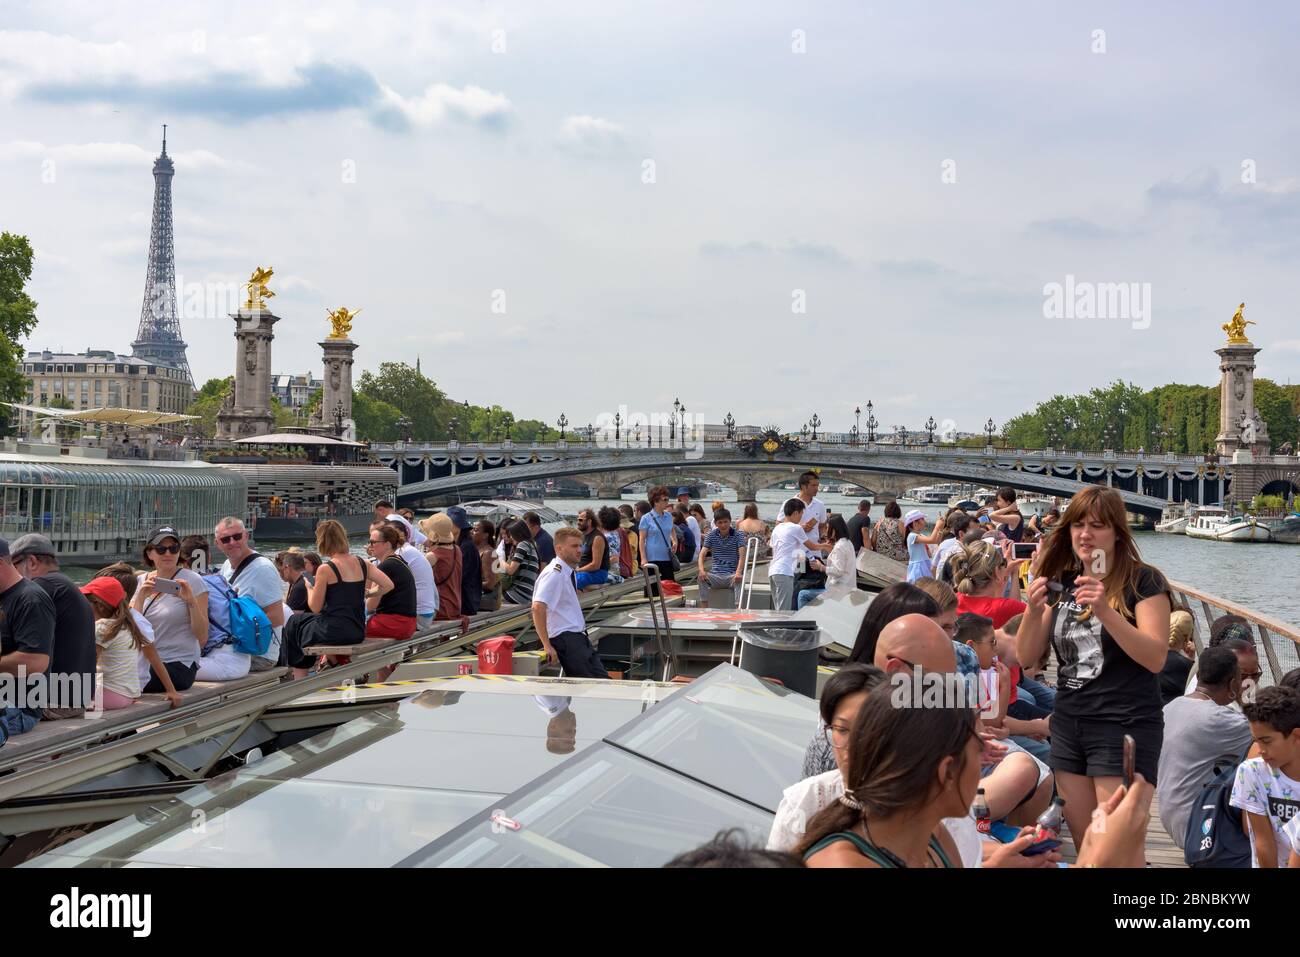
[
  {"xmin": 1222, "ymin": 302, "xmax": 1255, "ymax": 343},
  {"xmin": 326, "ymin": 306, "xmax": 360, "ymax": 339}
]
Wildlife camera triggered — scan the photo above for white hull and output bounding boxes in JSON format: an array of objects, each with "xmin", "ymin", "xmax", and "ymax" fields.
[{"xmin": 1185, "ymin": 518, "xmax": 1272, "ymax": 542}]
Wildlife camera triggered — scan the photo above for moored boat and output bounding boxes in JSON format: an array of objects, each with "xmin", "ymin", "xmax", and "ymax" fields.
[
  {"xmin": 1185, "ymin": 506, "xmax": 1272, "ymax": 542},
  {"xmin": 1264, "ymin": 514, "xmax": 1300, "ymax": 544}
]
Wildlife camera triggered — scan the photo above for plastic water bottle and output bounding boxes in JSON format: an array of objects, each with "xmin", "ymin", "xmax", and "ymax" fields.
[
  {"xmin": 974, "ymin": 787, "xmax": 990, "ymax": 834},
  {"xmin": 1035, "ymin": 796, "xmax": 1066, "ymax": 842}
]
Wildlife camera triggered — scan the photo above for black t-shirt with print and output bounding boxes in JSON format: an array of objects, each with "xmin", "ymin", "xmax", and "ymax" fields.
[{"xmin": 1049, "ymin": 564, "xmax": 1168, "ymax": 722}]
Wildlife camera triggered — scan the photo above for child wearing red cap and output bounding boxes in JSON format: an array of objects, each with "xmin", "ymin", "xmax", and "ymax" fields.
[{"xmin": 81, "ymin": 577, "xmax": 181, "ymax": 710}]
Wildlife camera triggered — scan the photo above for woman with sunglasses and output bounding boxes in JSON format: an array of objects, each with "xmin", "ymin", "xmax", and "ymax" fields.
[
  {"xmin": 133, "ymin": 524, "xmax": 211, "ymax": 690},
  {"xmin": 1016, "ymin": 485, "xmax": 1171, "ymax": 844}
]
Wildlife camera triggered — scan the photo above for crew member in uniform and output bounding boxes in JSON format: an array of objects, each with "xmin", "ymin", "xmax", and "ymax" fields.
[{"xmin": 531, "ymin": 527, "xmax": 609, "ymax": 679}]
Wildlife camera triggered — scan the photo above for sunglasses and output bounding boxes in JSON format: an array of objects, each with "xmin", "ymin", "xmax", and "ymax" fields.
[
  {"xmin": 150, "ymin": 543, "xmax": 180, "ymax": 554},
  {"xmin": 218, "ymin": 532, "xmax": 245, "ymax": 545},
  {"xmin": 1044, "ymin": 581, "xmax": 1065, "ymax": 606}
]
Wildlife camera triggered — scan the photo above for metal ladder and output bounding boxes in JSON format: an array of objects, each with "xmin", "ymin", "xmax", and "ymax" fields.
[
  {"xmin": 739, "ymin": 534, "xmax": 763, "ymax": 609},
  {"xmin": 640, "ymin": 564, "xmax": 676, "ymax": 681}
]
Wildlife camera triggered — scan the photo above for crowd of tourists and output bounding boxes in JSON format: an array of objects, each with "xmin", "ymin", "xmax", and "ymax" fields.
[
  {"xmin": 670, "ymin": 482, "xmax": 1300, "ymax": 868},
  {"xmin": 2, "ymin": 479, "xmax": 1297, "ymax": 873}
]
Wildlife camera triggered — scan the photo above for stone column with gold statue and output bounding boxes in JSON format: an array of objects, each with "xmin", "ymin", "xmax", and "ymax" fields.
[
  {"xmin": 1214, "ymin": 302, "xmax": 1270, "ymax": 461},
  {"xmin": 216, "ymin": 266, "xmax": 279, "ymax": 440},
  {"xmin": 312, "ymin": 307, "xmax": 359, "ymax": 440}
]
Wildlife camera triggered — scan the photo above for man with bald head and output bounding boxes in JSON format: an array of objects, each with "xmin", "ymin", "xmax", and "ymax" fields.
[
  {"xmin": 878, "ymin": 613, "xmax": 1053, "ymax": 826},
  {"xmin": 874, "ymin": 614, "xmax": 957, "ymax": 676}
]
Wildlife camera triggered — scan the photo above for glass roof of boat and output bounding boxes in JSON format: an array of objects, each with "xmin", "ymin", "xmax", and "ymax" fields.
[
  {"xmin": 25, "ymin": 677, "xmax": 679, "ymax": 869},
  {"xmin": 27, "ymin": 666, "xmax": 817, "ymax": 869}
]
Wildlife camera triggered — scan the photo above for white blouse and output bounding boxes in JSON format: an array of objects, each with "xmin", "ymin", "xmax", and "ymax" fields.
[{"xmin": 825, "ymin": 538, "xmax": 857, "ymax": 595}]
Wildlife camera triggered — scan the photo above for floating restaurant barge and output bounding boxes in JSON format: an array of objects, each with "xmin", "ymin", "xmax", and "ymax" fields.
[{"xmin": 0, "ymin": 439, "xmax": 245, "ymax": 564}]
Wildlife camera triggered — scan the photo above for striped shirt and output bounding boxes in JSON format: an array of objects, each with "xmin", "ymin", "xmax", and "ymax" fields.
[
  {"xmin": 702, "ymin": 527, "xmax": 745, "ymax": 575},
  {"xmin": 506, "ymin": 539, "xmax": 540, "ymax": 604}
]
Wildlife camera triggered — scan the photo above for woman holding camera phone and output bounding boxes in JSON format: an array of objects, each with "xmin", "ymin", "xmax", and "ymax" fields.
[
  {"xmin": 1015, "ymin": 486, "xmax": 1170, "ymax": 845},
  {"xmin": 134, "ymin": 525, "xmax": 211, "ymax": 691}
]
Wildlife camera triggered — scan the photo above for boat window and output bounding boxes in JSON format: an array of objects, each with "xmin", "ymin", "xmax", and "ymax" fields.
[
  {"xmin": 605, "ymin": 664, "xmax": 818, "ymax": 812},
  {"xmin": 399, "ymin": 742, "xmax": 773, "ymax": 868}
]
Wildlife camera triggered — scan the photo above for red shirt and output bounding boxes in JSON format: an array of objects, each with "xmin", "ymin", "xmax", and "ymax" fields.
[{"xmin": 957, "ymin": 594, "xmax": 1027, "ymax": 703}]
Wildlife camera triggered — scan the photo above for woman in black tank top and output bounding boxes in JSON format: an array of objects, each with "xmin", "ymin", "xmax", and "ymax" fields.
[{"xmin": 283, "ymin": 521, "xmax": 393, "ymax": 678}]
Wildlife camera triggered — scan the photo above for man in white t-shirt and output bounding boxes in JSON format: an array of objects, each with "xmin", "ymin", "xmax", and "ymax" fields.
[
  {"xmin": 214, "ymin": 517, "xmax": 283, "ymax": 669},
  {"xmin": 531, "ymin": 527, "xmax": 608, "ymax": 679},
  {"xmin": 794, "ymin": 471, "xmax": 827, "ymax": 559},
  {"xmin": 768, "ymin": 499, "xmax": 829, "ymax": 611},
  {"xmin": 1231, "ymin": 686, "xmax": 1300, "ymax": 867},
  {"xmin": 384, "ymin": 515, "xmax": 437, "ymax": 625}
]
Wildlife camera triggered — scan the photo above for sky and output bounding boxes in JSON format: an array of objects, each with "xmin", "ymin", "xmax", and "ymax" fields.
[{"xmin": 2, "ymin": 0, "xmax": 1298, "ymax": 437}]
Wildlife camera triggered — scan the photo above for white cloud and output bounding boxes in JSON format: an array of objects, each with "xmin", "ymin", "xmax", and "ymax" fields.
[
  {"xmin": 555, "ymin": 115, "xmax": 626, "ymax": 156},
  {"xmin": 374, "ymin": 83, "xmax": 512, "ymax": 129}
]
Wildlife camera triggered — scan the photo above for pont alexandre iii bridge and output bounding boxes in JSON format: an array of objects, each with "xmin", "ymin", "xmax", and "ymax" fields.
[{"xmin": 368, "ymin": 434, "xmax": 1300, "ymax": 518}]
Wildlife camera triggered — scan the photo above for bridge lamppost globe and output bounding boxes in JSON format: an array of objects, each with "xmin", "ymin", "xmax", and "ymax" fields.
[
  {"xmin": 801, "ymin": 422, "xmax": 809, "ymax": 441},
  {"xmin": 866, "ymin": 401, "xmax": 878, "ymax": 443},
  {"xmin": 680, "ymin": 404, "xmax": 688, "ymax": 444},
  {"xmin": 854, "ymin": 405, "xmax": 861, "ymax": 443},
  {"xmin": 557, "ymin": 413, "xmax": 568, "ymax": 440},
  {"xmin": 614, "ymin": 411, "xmax": 622, "ymax": 445},
  {"xmin": 809, "ymin": 413, "xmax": 821, "ymax": 440},
  {"xmin": 985, "ymin": 418, "xmax": 997, "ymax": 447},
  {"xmin": 849, "ymin": 424, "xmax": 859, "ymax": 445},
  {"xmin": 925, "ymin": 416, "xmax": 937, "ymax": 445},
  {"xmin": 672, "ymin": 398, "xmax": 680, "ymax": 441},
  {"xmin": 723, "ymin": 412, "xmax": 735, "ymax": 440}
]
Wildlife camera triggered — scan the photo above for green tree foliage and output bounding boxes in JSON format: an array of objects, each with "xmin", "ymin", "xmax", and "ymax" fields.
[
  {"xmin": 1002, "ymin": 378, "xmax": 1295, "ymax": 453},
  {"xmin": 0, "ymin": 233, "xmax": 40, "ymax": 434},
  {"xmin": 185, "ymin": 376, "xmax": 233, "ymax": 438},
  {"xmin": 352, "ymin": 362, "xmax": 546, "ymax": 442}
]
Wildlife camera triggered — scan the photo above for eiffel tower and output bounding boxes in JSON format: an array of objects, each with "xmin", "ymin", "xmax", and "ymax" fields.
[{"xmin": 131, "ymin": 126, "xmax": 193, "ymax": 387}]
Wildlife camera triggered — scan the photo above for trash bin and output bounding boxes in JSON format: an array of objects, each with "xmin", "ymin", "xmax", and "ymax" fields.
[
  {"xmin": 477, "ymin": 635, "xmax": 516, "ymax": 675},
  {"xmin": 734, "ymin": 622, "xmax": 833, "ymax": 697}
]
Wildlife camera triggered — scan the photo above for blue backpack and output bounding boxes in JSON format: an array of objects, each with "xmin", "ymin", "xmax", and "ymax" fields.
[
  {"xmin": 202, "ymin": 558, "xmax": 275, "ymax": 658},
  {"xmin": 1183, "ymin": 764, "xmax": 1251, "ymax": 868},
  {"xmin": 201, "ymin": 572, "xmax": 237, "ymax": 654}
]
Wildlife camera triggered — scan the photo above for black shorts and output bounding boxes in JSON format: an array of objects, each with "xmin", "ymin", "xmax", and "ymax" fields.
[{"xmin": 1048, "ymin": 711, "xmax": 1162, "ymax": 785}]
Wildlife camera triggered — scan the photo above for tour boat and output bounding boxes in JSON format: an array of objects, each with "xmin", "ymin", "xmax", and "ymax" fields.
[
  {"xmin": 1184, "ymin": 507, "xmax": 1272, "ymax": 542},
  {"xmin": 1155, "ymin": 502, "xmax": 1194, "ymax": 534}
]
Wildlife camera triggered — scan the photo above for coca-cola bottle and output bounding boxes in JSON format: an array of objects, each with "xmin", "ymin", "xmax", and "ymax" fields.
[
  {"xmin": 1035, "ymin": 796, "xmax": 1066, "ymax": 841},
  {"xmin": 974, "ymin": 787, "xmax": 991, "ymax": 834}
]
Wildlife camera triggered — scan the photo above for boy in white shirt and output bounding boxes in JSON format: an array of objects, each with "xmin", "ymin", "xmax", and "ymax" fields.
[
  {"xmin": 1231, "ymin": 686, "xmax": 1300, "ymax": 867},
  {"xmin": 768, "ymin": 499, "xmax": 829, "ymax": 612}
]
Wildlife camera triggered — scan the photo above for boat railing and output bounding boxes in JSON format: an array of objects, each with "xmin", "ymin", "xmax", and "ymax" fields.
[{"xmin": 1170, "ymin": 578, "xmax": 1300, "ymax": 688}]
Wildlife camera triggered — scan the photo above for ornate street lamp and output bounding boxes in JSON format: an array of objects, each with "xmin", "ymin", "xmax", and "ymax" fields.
[
  {"xmin": 614, "ymin": 410, "xmax": 622, "ymax": 444},
  {"xmin": 724, "ymin": 412, "xmax": 735, "ymax": 439},
  {"xmin": 925, "ymin": 416, "xmax": 937, "ymax": 444},
  {"xmin": 396, "ymin": 415, "xmax": 413, "ymax": 443},
  {"xmin": 557, "ymin": 413, "xmax": 568, "ymax": 439},
  {"xmin": 449, "ymin": 416, "xmax": 459, "ymax": 441},
  {"xmin": 680, "ymin": 404, "xmax": 688, "ymax": 445},
  {"xmin": 809, "ymin": 413, "xmax": 821, "ymax": 440},
  {"xmin": 895, "ymin": 424, "xmax": 906, "ymax": 446},
  {"xmin": 671, "ymin": 397, "xmax": 680, "ymax": 441},
  {"xmin": 854, "ymin": 405, "xmax": 861, "ymax": 441},
  {"xmin": 866, "ymin": 400, "xmax": 878, "ymax": 443},
  {"xmin": 985, "ymin": 418, "xmax": 997, "ymax": 446},
  {"xmin": 849, "ymin": 424, "xmax": 859, "ymax": 444},
  {"xmin": 801, "ymin": 422, "xmax": 810, "ymax": 441}
]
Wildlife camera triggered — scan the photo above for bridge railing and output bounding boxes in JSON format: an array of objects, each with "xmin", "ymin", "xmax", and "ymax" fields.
[
  {"xmin": 368, "ymin": 436, "xmax": 1252, "ymax": 467},
  {"xmin": 1174, "ymin": 578, "xmax": 1300, "ymax": 689}
]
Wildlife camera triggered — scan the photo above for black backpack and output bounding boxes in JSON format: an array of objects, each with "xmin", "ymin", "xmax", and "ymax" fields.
[{"xmin": 1183, "ymin": 764, "xmax": 1251, "ymax": 868}]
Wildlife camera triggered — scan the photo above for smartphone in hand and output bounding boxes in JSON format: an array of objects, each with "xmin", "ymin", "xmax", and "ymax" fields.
[{"xmin": 1122, "ymin": 733, "xmax": 1136, "ymax": 789}]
